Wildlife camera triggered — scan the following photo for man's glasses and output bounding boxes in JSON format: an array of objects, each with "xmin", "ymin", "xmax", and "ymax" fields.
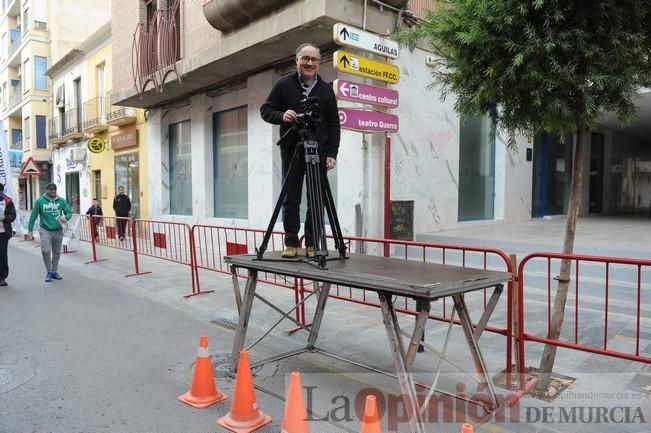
[{"xmin": 298, "ymin": 55, "xmax": 320, "ymax": 64}]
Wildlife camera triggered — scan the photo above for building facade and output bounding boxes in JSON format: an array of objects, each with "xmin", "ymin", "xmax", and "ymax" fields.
[
  {"xmin": 109, "ymin": 0, "xmax": 651, "ymax": 241},
  {"xmin": 48, "ymin": 23, "xmax": 149, "ymax": 219}
]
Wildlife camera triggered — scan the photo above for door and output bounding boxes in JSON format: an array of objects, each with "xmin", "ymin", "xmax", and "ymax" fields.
[
  {"xmin": 65, "ymin": 172, "xmax": 80, "ymax": 214},
  {"xmin": 589, "ymin": 133, "xmax": 605, "ymax": 213},
  {"xmin": 532, "ymin": 133, "xmax": 573, "ymax": 217}
]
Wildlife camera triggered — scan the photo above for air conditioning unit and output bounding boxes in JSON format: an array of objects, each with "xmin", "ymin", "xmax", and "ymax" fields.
[{"xmin": 72, "ymin": 148, "xmax": 86, "ymax": 162}]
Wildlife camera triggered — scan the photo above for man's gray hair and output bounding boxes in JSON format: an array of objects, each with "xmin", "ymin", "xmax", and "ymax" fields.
[{"xmin": 296, "ymin": 43, "xmax": 320, "ymax": 57}]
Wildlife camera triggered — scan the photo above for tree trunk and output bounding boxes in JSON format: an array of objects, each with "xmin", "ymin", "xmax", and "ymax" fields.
[{"xmin": 536, "ymin": 127, "xmax": 589, "ymax": 390}]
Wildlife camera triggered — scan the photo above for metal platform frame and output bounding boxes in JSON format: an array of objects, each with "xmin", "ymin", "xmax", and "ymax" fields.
[{"xmin": 226, "ymin": 255, "xmax": 509, "ymax": 433}]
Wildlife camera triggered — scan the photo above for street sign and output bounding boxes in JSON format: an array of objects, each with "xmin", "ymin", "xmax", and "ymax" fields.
[
  {"xmin": 87, "ymin": 136, "xmax": 106, "ymax": 154},
  {"xmin": 333, "ymin": 79, "xmax": 399, "ymax": 109},
  {"xmin": 332, "ymin": 23, "xmax": 399, "ymax": 59},
  {"xmin": 20, "ymin": 156, "xmax": 43, "ymax": 176},
  {"xmin": 338, "ymin": 108, "xmax": 399, "ymax": 133},
  {"xmin": 333, "ymin": 50, "xmax": 399, "ymax": 84}
]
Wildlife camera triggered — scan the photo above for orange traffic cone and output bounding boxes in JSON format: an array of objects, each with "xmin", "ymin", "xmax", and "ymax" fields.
[
  {"xmin": 359, "ymin": 395, "xmax": 381, "ymax": 433},
  {"xmin": 281, "ymin": 371, "xmax": 309, "ymax": 433},
  {"xmin": 461, "ymin": 423, "xmax": 474, "ymax": 433},
  {"xmin": 178, "ymin": 335, "xmax": 227, "ymax": 408},
  {"xmin": 216, "ymin": 351, "xmax": 272, "ymax": 433}
]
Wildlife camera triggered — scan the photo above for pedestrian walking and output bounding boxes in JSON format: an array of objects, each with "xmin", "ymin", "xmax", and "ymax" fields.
[
  {"xmin": 113, "ymin": 186, "xmax": 131, "ymax": 241},
  {"xmin": 26, "ymin": 183, "xmax": 73, "ymax": 282},
  {"xmin": 0, "ymin": 183, "xmax": 17, "ymax": 286},
  {"xmin": 85, "ymin": 198, "xmax": 103, "ymax": 241}
]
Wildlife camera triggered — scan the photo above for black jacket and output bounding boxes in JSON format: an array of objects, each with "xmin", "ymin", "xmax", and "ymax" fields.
[
  {"xmin": 1, "ymin": 195, "xmax": 16, "ymax": 238},
  {"xmin": 113, "ymin": 194, "xmax": 131, "ymax": 217},
  {"xmin": 260, "ymin": 72, "xmax": 340, "ymax": 159}
]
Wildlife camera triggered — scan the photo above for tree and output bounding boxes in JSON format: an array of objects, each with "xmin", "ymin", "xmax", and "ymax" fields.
[{"xmin": 396, "ymin": 0, "xmax": 651, "ymax": 389}]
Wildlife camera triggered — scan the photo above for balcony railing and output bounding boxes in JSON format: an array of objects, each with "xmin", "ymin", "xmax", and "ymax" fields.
[
  {"xmin": 132, "ymin": 0, "xmax": 181, "ymax": 96},
  {"xmin": 8, "ymin": 37, "xmax": 21, "ymax": 59},
  {"xmin": 83, "ymin": 96, "xmax": 109, "ymax": 133},
  {"xmin": 48, "ymin": 116, "xmax": 64, "ymax": 145},
  {"xmin": 106, "ymin": 92, "xmax": 137, "ymax": 126},
  {"xmin": 10, "ymin": 140, "xmax": 21, "ymax": 151},
  {"xmin": 62, "ymin": 109, "xmax": 83, "ymax": 140},
  {"xmin": 8, "ymin": 92, "xmax": 21, "ymax": 109}
]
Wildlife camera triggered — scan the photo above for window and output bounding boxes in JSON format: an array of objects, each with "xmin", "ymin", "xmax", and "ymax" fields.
[
  {"xmin": 213, "ymin": 107, "xmax": 247, "ymax": 218},
  {"xmin": 35, "ymin": 115, "xmax": 46, "ymax": 148},
  {"xmin": 22, "ymin": 58, "xmax": 29, "ymax": 93},
  {"xmin": 23, "ymin": 6, "xmax": 29, "ymax": 35},
  {"xmin": 458, "ymin": 115, "xmax": 495, "ymax": 221},
  {"xmin": 169, "ymin": 120, "xmax": 192, "ymax": 215},
  {"xmin": 115, "ymin": 153, "xmax": 140, "ymax": 218},
  {"xmin": 96, "ymin": 63, "xmax": 106, "ymax": 116},
  {"xmin": 34, "ymin": 56, "xmax": 47, "ymax": 89},
  {"xmin": 146, "ymin": 0, "xmax": 158, "ymax": 31},
  {"xmin": 11, "ymin": 128, "xmax": 21, "ymax": 150},
  {"xmin": 23, "ymin": 116, "xmax": 30, "ymax": 147}
]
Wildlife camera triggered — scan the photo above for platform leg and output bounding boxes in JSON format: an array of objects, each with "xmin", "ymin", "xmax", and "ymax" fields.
[
  {"xmin": 231, "ymin": 270, "xmax": 258, "ymax": 370},
  {"xmin": 307, "ymin": 282, "xmax": 331, "ymax": 348},
  {"xmin": 452, "ymin": 293, "xmax": 498, "ymax": 406},
  {"xmin": 379, "ymin": 293, "xmax": 425, "ymax": 433}
]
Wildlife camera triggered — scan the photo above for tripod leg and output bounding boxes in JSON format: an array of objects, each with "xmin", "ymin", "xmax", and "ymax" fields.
[
  {"xmin": 321, "ymin": 166, "xmax": 347, "ymax": 257},
  {"xmin": 256, "ymin": 147, "xmax": 300, "ymax": 259}
]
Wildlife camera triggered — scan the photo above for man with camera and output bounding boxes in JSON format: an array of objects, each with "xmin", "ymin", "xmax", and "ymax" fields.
[{"xmin": 260, "ymin": 43, "xmax": 341, "ymax": 258}]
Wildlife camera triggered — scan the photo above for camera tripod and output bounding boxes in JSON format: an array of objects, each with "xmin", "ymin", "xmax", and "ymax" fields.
[{"xmin": 256, "ymin": 125, "xmax": 347, "ymax": 269}]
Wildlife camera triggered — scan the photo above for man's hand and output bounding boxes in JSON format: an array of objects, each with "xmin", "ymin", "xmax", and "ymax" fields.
[
  {"xmin": 26, "ymin": 232, "xmax": 34, "ymax": 241},
  {"xmin": 326, "ymin": 157, "xmax": 337, "ymax": 170},
  {"xmin": 282, "ymin": 110, "xmax": 298, "ymax": 123}
]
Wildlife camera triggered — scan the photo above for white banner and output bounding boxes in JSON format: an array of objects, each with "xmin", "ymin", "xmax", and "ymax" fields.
[{"xmin": 0, "ymin": 120, "xmax": 15, "ymax": 199}]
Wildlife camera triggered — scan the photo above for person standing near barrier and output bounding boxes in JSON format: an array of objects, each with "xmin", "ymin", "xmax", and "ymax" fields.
[
  {"xmin": 85, "ymin": 199, "xmax": 103, "ymax": 241},
  {"xmin": 113, "ymin": 186, "xmax": 131, "ymax": 241},
  {"xmin": 26, "ymin": 183, "xmax": 72, "ymax": 282},
  {"xmin": 0, "ymin": 183, "xmax": 17, "ymax": 287},
  {"xmin": 260, "ymin": 42, "xmax": 340, "ymax": 258}
]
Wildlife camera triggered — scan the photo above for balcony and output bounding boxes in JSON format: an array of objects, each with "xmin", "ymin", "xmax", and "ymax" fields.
[
  {"xmin": 8, "ymin": 92, "xmax": 21, "ymax": 110},
  {"xmin": 83, "ymin": 97, "xmax": 109, "ymax": 133},
  {"xmin": 107, "ymin": 93, "xmax": 137, "ymax": 126},
  {"xmin": 48, "ymin": 117, "xmax": 65, "ymax": 145},
  {"xmin": 8, "ymin": 36, "xmax": 21, "ymax": 59},
  {"xmin": 62, "ymin": 109, "xmax": 83, "ymax": 141}
]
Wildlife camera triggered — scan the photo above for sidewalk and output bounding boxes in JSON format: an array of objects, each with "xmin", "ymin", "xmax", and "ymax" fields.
[
  {"xmin": 3, "ymin": 226, "xmax": 650, "ymax": 433},
  {"xmin": 418, "ymin": 215, "xmax": 651, "ymax": 259}
]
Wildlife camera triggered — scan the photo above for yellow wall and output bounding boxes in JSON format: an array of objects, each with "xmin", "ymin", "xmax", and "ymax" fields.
[{"xmin": 85, "ymin": 42, "xmax": 149, "ymax": 218}]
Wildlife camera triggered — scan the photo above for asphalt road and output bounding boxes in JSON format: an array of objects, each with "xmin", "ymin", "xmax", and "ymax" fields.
[{"xmin": 0, "ymin": 243, "xmax": 264, "ymax": 433}]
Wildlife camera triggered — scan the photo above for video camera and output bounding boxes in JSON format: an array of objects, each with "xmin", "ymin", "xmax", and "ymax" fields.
[{"xmin": 295, "ymin": 95, "xmax": 321, "ymax": 129}]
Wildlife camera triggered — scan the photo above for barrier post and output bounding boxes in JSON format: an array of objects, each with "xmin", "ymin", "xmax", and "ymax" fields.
[
  {"xmin": 184, "ymin": 224, "xmax": 213, "ymax": 297},
  {"xmin": 85, "ymin": 216, "xmax": 107, "ymax": 265},
  {"xmin": 126, "ymin": 218, "xmax": 152, "ymax": 277}
]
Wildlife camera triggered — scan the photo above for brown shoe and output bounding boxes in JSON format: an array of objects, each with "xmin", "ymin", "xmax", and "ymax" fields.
[
  {"xmin": 306, "ymin": 246, "xmax": 315, "ymax": 258},
  {"xmin": 281, "ymin": 246, "xmax": 299, "ymax": 258}
]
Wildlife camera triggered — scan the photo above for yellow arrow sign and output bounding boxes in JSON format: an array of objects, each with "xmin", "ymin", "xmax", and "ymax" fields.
[{"xmin": 333, "ymin": 50, "xmax": 399, "ymax": 84}]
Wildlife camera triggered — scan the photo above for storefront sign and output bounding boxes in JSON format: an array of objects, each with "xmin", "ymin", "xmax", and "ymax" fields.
[
  {"xmin": 333, "ymin": 79, "xmax": 399, "ymax": 109},
  {"xmin": 333, "ymin": 50, "xmax": 399, "ymax": 84},
  {"xmin": 332, "ymin": 23, "xmax": 399, "ymax": 59},
  {"xmin": 338, "ymin": 108, "xmax": 399, "ymax": 133},
  {"xmin": 111, "ymin": 130, "xmax": 138, "ymax": 150},
  {"xmin": 87, "ymin": 136, "xmax": 106, "ymax": 154}
]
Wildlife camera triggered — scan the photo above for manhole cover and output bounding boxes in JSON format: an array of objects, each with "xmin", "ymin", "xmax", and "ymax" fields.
[
  {"xmin": 211, "ymin": 318, "xmax": 238, "ymax": 330},
  {"xmin": 627, "ymin": 374, "xmax": 651, "ymax": 394},
  {"xmin": 211, "ymin": 353, "xmax": 263, "ymax": 378},
  {"xmin": 0, "ymin": 365, "xmax": 35, "ymax": 394}
]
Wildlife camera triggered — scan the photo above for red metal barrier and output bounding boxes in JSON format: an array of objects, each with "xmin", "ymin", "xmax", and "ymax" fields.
[
  {"xmin": 517, "ymin": 252, "xmax": 651, "ymax": 380},
  {"xmin": 191, "ymin": 225, "xmax": 516, "ymax": 376},
  {"xmin": 316, "ymin": 234, "xmax": 517, "ymax": 377},
  {"xmin": 191, "ymin": 224, "xmax": 302, "ymax": 323}
]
